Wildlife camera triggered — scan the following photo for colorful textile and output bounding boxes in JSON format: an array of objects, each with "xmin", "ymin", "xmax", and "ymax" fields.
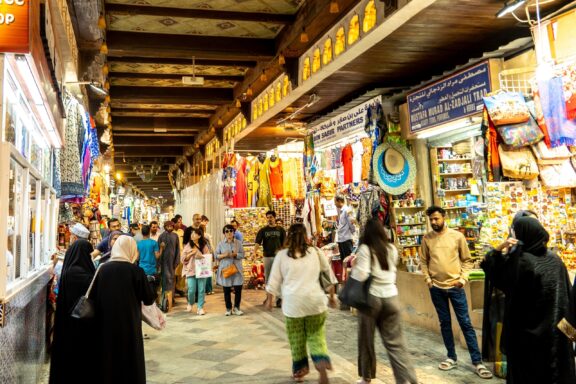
[
  {"xmin": 285, "ymin": 312, "xmax": 330, "ymax": 374},
  {"xmin": 361, "ymin": 138, "xmax": 373, "ymax": 181},
  {"xmin": 352, "ymin": 140, "xmax": 364, "ymax": 183},
  {"xmin": 60, "ymin": 95, "xmax": 85, "ymax": 200},
  {"xmin": 233, "ymin": 156, "xmax": 248, "ymax": 208},
  {"xmin": 341, "ymin": 144, "xmax": 353, "ymax": 185},
  {"xmin": 269, "ymin": 157, "xmax": 284, "ymax": 198},
  {"xmin": 538, "ymin": 76, "xmax": 576, "ymax": 148},
  {"xmin": 257, "ymin": 158, "xmax": 272, "ymax": 208},
  {"xmin": 246, "ymin": 158, "xmax": 259, "ymax": 207}
]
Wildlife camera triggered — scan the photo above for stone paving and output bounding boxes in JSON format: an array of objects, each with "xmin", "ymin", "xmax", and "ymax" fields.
[{"xmin": 143, "ymin": 289, "xmax": 504, "ymax": 384}]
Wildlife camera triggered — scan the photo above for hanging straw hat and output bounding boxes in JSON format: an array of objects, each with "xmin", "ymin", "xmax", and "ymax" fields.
[{"xmin": 372, "ymin": 142, "xmax": 416, "ymax": 195}]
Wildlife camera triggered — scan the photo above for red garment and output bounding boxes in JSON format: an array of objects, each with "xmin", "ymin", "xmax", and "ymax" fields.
[
  {"xmin": 269, "ymin": 158, "xmax": 284, "ymax": 198},
  {"xmin": 252, "ymin": 263, "xmax": 264, "ymax": 279},
  {"xmin": 233, "ymin": 156, "xmax": 248, "ymax": 208},
  {"xmin": 341, "ymin": 144, "xmax": 354, "ymax": 184}
]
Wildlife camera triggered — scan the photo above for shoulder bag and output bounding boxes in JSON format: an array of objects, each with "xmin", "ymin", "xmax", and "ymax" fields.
[
  {"xmin": 221, "ymin": 242, "xmax": 240, "ymax": 278},
  {"xmin": 71, "ymin": 266, "xmax": 101, "ymax": 320},
  {"xmin": 338, "ymin": 249, "xmax": 373, "ymax": 311},
  {"xmin": 314, "ymin": 247, "xmax": 337, "ymax": 292},
  {"xmin": 498, "ymin": 144, "xmax": 539, "ymax": 180}
]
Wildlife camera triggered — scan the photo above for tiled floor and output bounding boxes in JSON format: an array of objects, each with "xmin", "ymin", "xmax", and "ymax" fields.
[{"xmin": 144, "ymin": 289, "xmax": 504, "ymax": 384}]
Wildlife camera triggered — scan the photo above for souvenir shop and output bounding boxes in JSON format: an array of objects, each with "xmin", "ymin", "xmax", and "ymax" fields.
[
  {"xmin": 395, "ymin": 32, "xmax": 576, "ymax": 338},
  {"xmin": 0, "ymin": 1, "xmax": 70, "ymax": 380}
]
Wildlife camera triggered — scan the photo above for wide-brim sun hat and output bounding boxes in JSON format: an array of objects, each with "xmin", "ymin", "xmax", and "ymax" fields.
[{"xmin": 372, "ymin": 141, "xmax": 416, "ymax": 195}]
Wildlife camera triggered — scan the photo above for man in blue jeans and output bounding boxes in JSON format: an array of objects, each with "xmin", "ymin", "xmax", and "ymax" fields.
[{"xmin": 420, "ymin": 206, "xmax": 493, "ymax": 379}]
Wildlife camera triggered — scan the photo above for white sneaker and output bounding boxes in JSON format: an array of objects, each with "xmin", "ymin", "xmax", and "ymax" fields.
[
  {"xmin": 233, "ymin": 308, "xmax": 244, "ymax": 316},
  {"xmin": 186, "ymin": 304, "xmax": 192, "ymax": 312},
  {"xmin": 225, "ymin": 310, "xmax": 232, "ymax": 316},
  {"xmin": 197, "ymin": 308, "xmax": 206, "ymax": 316}
]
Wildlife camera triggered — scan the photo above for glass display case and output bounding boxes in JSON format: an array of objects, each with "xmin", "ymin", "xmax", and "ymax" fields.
[{"xmin": 0, "ymin": 55, "xmax": 59, "ymax": 300}]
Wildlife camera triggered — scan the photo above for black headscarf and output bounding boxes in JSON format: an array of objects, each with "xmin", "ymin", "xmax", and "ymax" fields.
[
  {"xmin": 58, "ymin": 239, "xmax": 96, "ymax": 310},
  {"xmin": 512, "ymin": 216, "xmax": 549, "ymax": 256}
]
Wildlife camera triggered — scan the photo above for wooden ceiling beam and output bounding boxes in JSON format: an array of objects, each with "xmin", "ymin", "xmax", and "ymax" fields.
[
  {"xmin": 113, "ymin": 136, "xmax": 196, "ymax": 146},
  {"xmin": 110, "ymin": 86, "xmax": 234, "ymax": 105},
  {"xmin": 111, "ymin": 108, "xmax": 215, "ymax": 115},
  {"xmin": 106, "ymin": 3, "xmax": 295, "ymax": 24},
  {"xmin": 112, "ymin": 116, "xmax": 208, "ymax": 129},
  {"xmin": 107, "ymin": 31, "xmax": 276, "ymax": 61},
  {"xmin": 109, "ymin": 72, "xmax": 244, "ymax": 82},
  {"xmin": 114, "ymin": 148, "xmax": 183, "ymax": 157},
  {"xmin": 107, "ymin": 56, "xmax": 257, "ymax": 67}
]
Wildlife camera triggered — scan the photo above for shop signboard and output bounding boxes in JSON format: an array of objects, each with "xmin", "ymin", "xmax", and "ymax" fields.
[
  {"xmin": 0, "ymin": 0, "xmax": 30, "ymax": 53},
  {"xmin": 311, "ymin": 95, "xmax": 381, "ymax": 146},
  {"xmin": 408, "ymin": 61, "xmax": 491, "ymax": 133}
]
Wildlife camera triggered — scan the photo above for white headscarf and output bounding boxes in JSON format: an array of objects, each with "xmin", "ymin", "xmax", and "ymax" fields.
[{"xmin": 110, "ymin": 235, "xmax": 138, "ymax": 263}]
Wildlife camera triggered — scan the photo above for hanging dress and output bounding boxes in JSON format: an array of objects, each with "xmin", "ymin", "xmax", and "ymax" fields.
[
  {"xmin": 233, "ymin": 156, "xmax": 248, "ymax": 208},
  {"xmin": 269, "ymin": 157, "xmax": 284, "ymax": 199},
  {"xmin": 257, "ymin": 158, "xmax": 272, "ymax": 208},
  {"xmin": 246, "ymin": 158, "xmax": 260, "ymax": 207},
  {"xmin": 60, "ymin": 95, "xmax": 85, "ymax": 201}
]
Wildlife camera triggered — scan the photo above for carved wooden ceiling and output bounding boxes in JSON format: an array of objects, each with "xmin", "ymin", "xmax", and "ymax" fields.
[{"xmin": 83, "ymin": 0, "xmax": 357, "ymax": 197}]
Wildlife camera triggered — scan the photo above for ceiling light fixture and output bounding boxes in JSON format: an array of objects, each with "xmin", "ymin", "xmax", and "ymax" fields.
[
  {"xmin": 246, "ymin": 86, "xmax": 253, "ymax": 97},
  {"xmin": 260, "ymin": 70, "xmax": 267, "ymax": 82},
  {"xmin": 330, "ymin": 1, "xmax": 340, "ymax": 13},
  {"xmin": 235, "ymin": 99, "xmax": 241, "ymax": 108},
  {"xmin": 217, "ymin": 118, "xmax": 223, "ymax": 126},
  {"xmin": 183, "ymin": 56, "xmax": 205, "ymax": 86},
  {"xmin": 496, "ymin": 0, "xmax": 526, "ymax": 17},
  {"xmin": 279, "ymin": 54, "xmax": 286, "ymax": 65},
  {"xmin": 300, "ymin": 28, "xmax": 309, "ymax": 43},
  {"xmin": 98, "ymin": 14, "xmax": 106, "ymax": 30},
  {"xmin": 100, "ymin": 40, "xmax": 108, "ymax": 55}
]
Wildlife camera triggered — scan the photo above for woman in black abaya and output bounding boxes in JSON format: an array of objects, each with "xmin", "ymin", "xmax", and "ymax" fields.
[
  {"xmin": 92, "ymin": 235, "xmax": 156, "ymax": 384},
  {"xmin": 49, "ymin": 238, "xmax": 96, "ymax": 384},
  {"xmin": 483, "ymin": 216, "xmax": 575, "ymax": 384}
]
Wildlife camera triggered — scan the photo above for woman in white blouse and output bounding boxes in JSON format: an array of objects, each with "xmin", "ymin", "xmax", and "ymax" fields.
[
  {"xmin": 349, "ymin": 218, "xmax": 418, "ymax": 384},
  {"xmin": 266, "ymin": 224, "xmax": 337, "ymax": 384}
]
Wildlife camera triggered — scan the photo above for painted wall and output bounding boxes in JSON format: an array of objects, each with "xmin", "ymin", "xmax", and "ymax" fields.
[{"xmin": 0, "ymin": 271, "xmax": 50, "ymax": 384}]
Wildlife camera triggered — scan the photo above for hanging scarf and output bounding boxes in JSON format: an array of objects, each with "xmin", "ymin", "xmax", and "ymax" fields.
[{"xmin": 110, "ymin": 235, "xmax": 138, "ymax": 263}]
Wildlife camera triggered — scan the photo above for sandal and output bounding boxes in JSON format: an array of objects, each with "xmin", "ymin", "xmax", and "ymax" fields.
[
  {"xmin": 293, "ymin": 368, "xmax": 309, "ymax": 382},
  {"xmin": 475, "ymin": 364, "xmax": 493, "ymax": 379},
  {"xmin": 438, "ymin": 358, "xmax": 458, "ymax": 371}
]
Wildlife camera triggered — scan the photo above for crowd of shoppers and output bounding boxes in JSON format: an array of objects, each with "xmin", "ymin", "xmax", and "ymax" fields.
[{"xmin": 49, "ymin": 204, "xmax": 576, "ymax": 384}]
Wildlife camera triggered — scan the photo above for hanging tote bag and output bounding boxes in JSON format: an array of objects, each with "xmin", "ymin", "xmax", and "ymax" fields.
[
  {"xmin": 539, "ymin": 160, "xmax": 576, "ymax": 188},
  {"xmin": 71, "ymin": 266, "xmax": 101, "ymax": 320},
  {"xmin": 483, "ymin": 91, "xmax": 531, "ymax": 126},
  {"xmin": 195, "ymin": 254, "xmax": 213, "ymax": 279},
  {"xmin": 498, "ymin": 145, "xmax": 539, "ymax": 180},
  {"xmin": 531, "ymin": 141, "xmax": 572, "ymax": 165},
  {"xmin": 496, "ymin": 117, "xmax": 544, "ymax": 148}
]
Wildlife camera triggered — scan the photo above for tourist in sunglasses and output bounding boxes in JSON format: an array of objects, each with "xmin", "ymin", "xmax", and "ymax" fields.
[{"xmin": 216, "ymin": 224, "xmax": 245, "ymax": 316}]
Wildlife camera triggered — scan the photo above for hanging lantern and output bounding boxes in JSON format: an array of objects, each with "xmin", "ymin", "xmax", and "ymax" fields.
[
  {"xmin": 100, "ymin": 40, "xmax": 108, "ymax": 55},
  {"xmin": 105, "ymin": 95, "xmax": 111, "ymax": 103},
  {"xmin": 246, "ymin": 86, "xmax": 253, "ymax": 97},
  {"xmin": 300, "ymin": 28, "xmax": 309, "ymax": 43},
  {"xmin": 217, "ymin": 118, "xmax": 223, "ymax": 126},
  {"xmin": 235, "ymin": 99, "xmax": 241, "ymax": 108},
  {"xmin": 102, "ymin": 63, "xmax": 109, "ymax": 76},
  {"xmin": 260, "ymin": 70, "xmax": 267, "ymax": 82},
  {"xmin": 279, "ymin": 54, "xmax": 286, "ymax": 65},
  {"xmin": 329, "ymin": 1, "xmax": 340, "ymax": 13},
  {"xmin": 98, "ymin": 14, "xmax": 106, "ymax": 30}
]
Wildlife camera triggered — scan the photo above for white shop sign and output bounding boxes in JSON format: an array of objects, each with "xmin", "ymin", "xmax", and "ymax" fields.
[{"xmin": 310, "ymin": 96, "xmax": 381, "ymax": 146}]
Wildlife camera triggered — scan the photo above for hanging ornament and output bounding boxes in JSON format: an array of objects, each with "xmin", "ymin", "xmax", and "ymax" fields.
[
  {"xmin": 329, "ymin": 1, "xmax": 340, "ymax": 13},
  {"xmin": 300, "ymin": 28, "xmax": 309, "ymax": 43},
  {"xmin": 98, "ymin": 14, "xmax": 106, "ymax": 30}
]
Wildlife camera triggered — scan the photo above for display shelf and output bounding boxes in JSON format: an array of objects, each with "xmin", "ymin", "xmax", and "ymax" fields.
[
  {"xmin": 442, "ymin": 188, "xmax": 471, "ymax": 193},
  {"xmin": 439, "ymin": 172, "xmax": 473, "ymax": 176},
  {"xmin": 437, "ymin": 158, "xmax": 472, "ymax": 162}
]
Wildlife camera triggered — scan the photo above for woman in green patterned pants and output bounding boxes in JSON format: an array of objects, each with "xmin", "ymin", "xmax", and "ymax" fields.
[{"xmin": 266, "ymin": 224, "xmax": 338, "ymax": 383}]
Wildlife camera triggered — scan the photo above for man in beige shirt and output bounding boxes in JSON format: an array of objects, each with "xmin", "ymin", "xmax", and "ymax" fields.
[{"xmin": 420, "ymin": 206, "xmax": 492, "ymax": 379}]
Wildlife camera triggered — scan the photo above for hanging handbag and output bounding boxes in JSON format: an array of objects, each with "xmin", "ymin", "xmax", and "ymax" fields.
[
  {"xmin": 222, "ymin": 263, "xmax": 239, "ymax": 278},
  {"xmin": 484, "ymin": 91, "xmax": 531, "ymax": 126},
  {"xmin": 531, "ymin": 141, "xmax": 572, "ymax": 165},
  {"xmin": 498, "ymin": 145, "xmax": 539, "ymax": 180},
  {"xmin": 496, "ymin": 116, "xmax": 544, "ymax": 148},
  {"xmin": 314, "ymin": 247, "xmax": 337, "ymax": 292},
  {"xmin": 70, "ymin": 266, "xmax": 100, "ymax": 320},
  {"xmin": 338, "ymin": 251, "xmax": 373, "ymax": 311},
  {"xmin": 539, "ymin": 160, "xmax": 576, "ymax": 188}
]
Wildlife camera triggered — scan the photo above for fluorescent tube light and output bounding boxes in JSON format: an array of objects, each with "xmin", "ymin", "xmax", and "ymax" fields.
[{"xmin": 496, "ymin": 0, "xmax": 526, "ymax": 18}]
